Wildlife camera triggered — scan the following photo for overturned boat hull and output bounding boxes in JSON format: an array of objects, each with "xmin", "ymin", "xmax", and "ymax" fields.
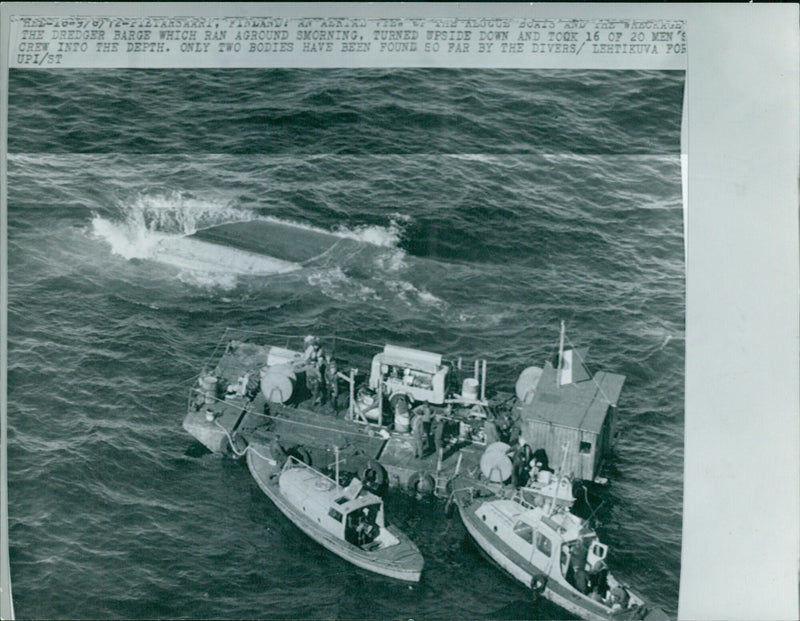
[{"xmin": 189, "ymin": 220, "xmax": 350, "ymax": 264}]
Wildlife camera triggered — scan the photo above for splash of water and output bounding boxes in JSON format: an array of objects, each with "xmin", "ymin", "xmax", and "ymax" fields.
[
  {"xmin": 333, "ymin": 216, "xmax": 408, "ymax": 248},
  {"xmin": 90, "ymin": 192, "xmax": 253, "ymax": 260},
  {"xmin": 384, "ymin": 279, "xmax": 446, "ymax": 309},
  {"xmin": 306, "ymin": 267, "xmax": 380, "ymax": 303},
  {"xmin": 91, "ymin": 195, "xmax": 419, "ymax": 295}
]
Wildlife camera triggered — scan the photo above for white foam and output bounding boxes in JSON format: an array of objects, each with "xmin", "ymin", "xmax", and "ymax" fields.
[
  {"xmin": 176, "ymin": 270, "xmax": 238, "ymax": 291},
  {"xmin": 332, "ymin": 216, "xmax": 408, "ymax": 248},
  {"xmin": 384, "ymin": 279, "xmax": 446, "ymax": 309},
  {"xmin": 306, "ymin": 267, "xmax": 380, "ymax": 302},
  {"xmin": 373, "ymin": 248, "xmax": 408, "ymax": 273},
  {"xmin": 90, "ymin": 214, "xmax": 169, "ymax": 260},
  {"xmin": 91, "ymin": 192, "xmax": 254, "ymax": 261}
]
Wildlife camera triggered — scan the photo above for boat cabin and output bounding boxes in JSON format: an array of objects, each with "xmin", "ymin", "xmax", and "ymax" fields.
[
  {"xmin": 515, "ymin": 352, "xmax": 625, "ymax": 481},
  {"xmin": 369, "ymin": 344, "xmax": 449, "ymax": 405},
  {"xmin": 279, "ymin": 461, "xmax": 399, "ymax": 550}
]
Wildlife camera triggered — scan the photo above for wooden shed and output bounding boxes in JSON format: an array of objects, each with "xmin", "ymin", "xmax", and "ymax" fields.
[{"xmin": 515, "ymin": 355, "xmax": 625, "ymax": 482}]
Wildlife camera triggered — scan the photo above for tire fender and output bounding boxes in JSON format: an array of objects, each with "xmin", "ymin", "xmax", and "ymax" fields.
[{"xmin": 358, "ymin": 459, "xmax": 388, "ymax": 496}]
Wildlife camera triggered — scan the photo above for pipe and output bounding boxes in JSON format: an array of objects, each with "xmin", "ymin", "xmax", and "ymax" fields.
[{"xmin": 481, "ymin": 359, "xmax": 487, "ymax": 402}]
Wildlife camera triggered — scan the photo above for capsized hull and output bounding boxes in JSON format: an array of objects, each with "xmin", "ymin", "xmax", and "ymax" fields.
[
  {"xmin": 190, "ymin": 219, "xmax": 354, "ymax": 264},
  {"xmin": 247, "ymin": 447, "xmax": 424, "ymax": 583}
]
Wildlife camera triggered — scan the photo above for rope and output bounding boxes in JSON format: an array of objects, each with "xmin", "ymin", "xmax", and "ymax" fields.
[
  {"xmin": 213, "ymin": 418, "xmax": 279, "ymax": 466},
  {"xmin": 213, "ymin": 419, "xmax": 249, "ymax": 457},
  {"xmin": 245, "ymin": 409, "xmax": 382, "ymax": 440},
  {"xmin": 214, "ymin": 327, "xmax": 384, "ymax": 351}
]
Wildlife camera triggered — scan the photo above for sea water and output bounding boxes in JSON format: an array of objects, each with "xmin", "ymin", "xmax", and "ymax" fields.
[{"xmin": 6, "ymin": 68, "xmax": 684, "ymax": 619}]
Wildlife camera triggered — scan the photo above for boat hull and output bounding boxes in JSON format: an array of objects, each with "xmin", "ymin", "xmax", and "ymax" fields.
[
  {"xmin": 190, "ymin": 220, "xmax": 351, "ymax": 265},
  {"xmin": 247, "ymin": 447, "xmax": 423, "ymax": 583}
]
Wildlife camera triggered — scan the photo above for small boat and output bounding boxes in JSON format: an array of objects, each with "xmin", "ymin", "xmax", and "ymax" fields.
[
  {"xmin": 449, "ymin": 473, "xmax": 669, "ymax": 621},
  {"xmin": 246, "ymin": 447, "xmax": 425, "ymax": 583}
]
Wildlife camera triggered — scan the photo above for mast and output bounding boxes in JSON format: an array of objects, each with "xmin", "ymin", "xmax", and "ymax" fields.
[
  {"xmin": 557, "ymin": 320, "xmax": 565, "ymax": 386},
  {"xmin": 335, "ymin": 446, "xmax": 340, "ymax": 487}
]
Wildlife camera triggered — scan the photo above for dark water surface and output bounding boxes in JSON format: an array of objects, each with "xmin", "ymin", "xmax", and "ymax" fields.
[{"xmin": 7, "ymin": 69, "xmax": 685, "ymax": 619}]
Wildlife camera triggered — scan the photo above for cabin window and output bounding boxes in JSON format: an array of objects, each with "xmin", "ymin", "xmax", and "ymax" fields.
[
  {"xmin": 536, "ymin": 533, "xmax": 552, "ymax": 557},
  {"xmin": 579, "ymin": 441, "xmax": 592, "ymax": 454},
  {"xmin": 335, "ymin": 497, "xmax": 348, "ymax": 505},
  {"xmin": 328, "ymin": 508, "xmax": 343, "ymax": 522},
  {"xmin": 513, "ymin": 522, "xmax": 533, "ymax": 544}
]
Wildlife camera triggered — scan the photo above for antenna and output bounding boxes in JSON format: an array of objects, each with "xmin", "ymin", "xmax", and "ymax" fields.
[{"xmin": 557, "ymin": 320, "xmax": 565, "ymax": 387}]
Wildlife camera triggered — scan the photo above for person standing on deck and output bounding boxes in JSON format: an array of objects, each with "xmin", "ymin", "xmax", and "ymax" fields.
[
  {"xmin": 483, "ymin": 419, "xmax": 499, "ymax": 445},
  {"xmin": 304, "ymin": 337, "xmax": 324, "ymax": 405},
  {"xmin": 570, "ymin": 538, "xmax": 589, "ymax": 594},
  {"xmin": 325, "ymin": 355, "xmax": 339, "ymax": 413},
  {"xmin": 507, "ymin": 436, "xmax": 532, "ymax": 488},
  {"xmin": 303, "ymin": 335, "xmax": 322, "ymax": 364},
  {"xmin": 432, "ymin": 414, "xmax": 445, "ymax": 455},
  {"xmin": 316, "ymin": 353, "xmax": 327, "ymax": 406},
  {"xmin": 411, "ymin": 410, "xmax": 426, "ymax": 459}
]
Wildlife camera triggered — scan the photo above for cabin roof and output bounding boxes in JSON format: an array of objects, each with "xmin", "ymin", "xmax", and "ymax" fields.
[
  {"xmin": 379, "ymin": 344, "xmax": 443, "ymax": 374},
  {"xmin": 281, "ymin": 467, "xmax": 380, "ymax": 513},
  {"xmin": 517, "ymin": 362, "xmax": 625, "ymax": 434}
]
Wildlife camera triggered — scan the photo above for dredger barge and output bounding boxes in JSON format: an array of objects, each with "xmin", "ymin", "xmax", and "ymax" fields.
[{"xmin": 183, "ymin": 323, "xmax": 625, "ymax": 498}]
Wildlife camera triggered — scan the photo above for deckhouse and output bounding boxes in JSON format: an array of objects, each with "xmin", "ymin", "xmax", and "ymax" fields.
[{"xmin": 279, "ymin": 462, "xmax": 398, "ymax": 549}]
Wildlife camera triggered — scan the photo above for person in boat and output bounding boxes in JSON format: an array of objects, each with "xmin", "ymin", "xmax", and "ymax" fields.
[
  {"xmin": 528, "ymin": 458, "xmax": 542, "ymax": 484},
  {"xmin": 271, "ymin": 435, "xmax": 288, "ymax": 468},
  {"xmin": 507, "ymin": 437, "xmax": 532, "ymax": 488},
  {"xmin": 527, "ymin": 448, "xmax": 551, "ymax": 484},
  {"xmin": 306, "ymin": 361, "xmax": 323, "ymax": 406},
  {"xmin": 411, "ymin": 409, "xmax": 427, "ymax": 459},
  {"xmin": 532, "ymin": 447, "xmax": 551, "ymax": 472},
  {"xmin": 609, "ymin": 586, "xmax": 630, "ymax": 612},
  {"xmin": 507, "ymin": 420, "xmax": 521, "ymax": 447},
  {"xmin": 325, "ymin": 355, "xmax": 339, "ymax": 413},
  {"xmin": 432, "ymin": 413, "xmax": 445, "ymax": 456},
  {"xmin": 483, "ymin": 419, "xmax": 499, "ymax": 445},
  {"xmin": 588, "ymin": 561, "xmax": 610, "ymax": 601},
  {"xmin": 568, "ymin": 537, "xmax": 590, "ymax": 594},
  {"xmin": 317, "ymin": 353, "xmax": 328, "ymax": 406},
  {"xmin": 353, "ymin": 507, "xmax": 378, "ymax": 546},
  {"xmin": 303, "ymin": 335, "xmax": 322, "ymax": 364},
  {"xmin": 302, "ymin": 337, "xmax": 326, "ymax": 405}
]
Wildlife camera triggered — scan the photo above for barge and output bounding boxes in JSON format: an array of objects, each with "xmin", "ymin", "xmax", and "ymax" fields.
[{"xmin": 182, "ymin": 322, "xmax": 625, "ymax": 495}]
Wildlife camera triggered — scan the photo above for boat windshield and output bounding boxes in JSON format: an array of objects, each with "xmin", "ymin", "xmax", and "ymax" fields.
[
  {"xmin": 513, "ymin": 521, "xmax": 534, "ymax": 544},
  {"xmin": 344, "ymin": 503, "xmax": 381, "ymax": 547}
]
